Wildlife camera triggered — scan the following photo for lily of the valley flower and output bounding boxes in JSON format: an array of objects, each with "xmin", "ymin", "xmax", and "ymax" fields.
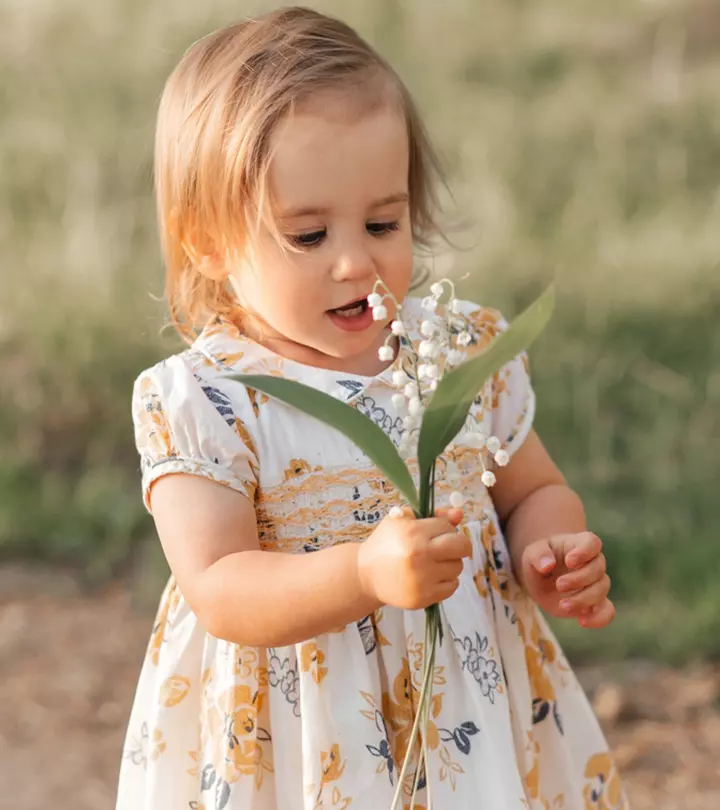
[{"xmin": 367, "ymin": 276, "xmax": 512, "ymax": 495}]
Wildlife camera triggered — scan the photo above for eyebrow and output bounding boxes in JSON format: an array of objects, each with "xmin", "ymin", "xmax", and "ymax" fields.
[{"xmin": 278, "ymin": 192, "xmax": 409, "ymax": 220}]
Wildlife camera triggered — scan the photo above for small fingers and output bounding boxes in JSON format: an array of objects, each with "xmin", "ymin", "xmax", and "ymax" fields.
[
  {"xmin": 565, "ymin": 533, "xmax": 603, "ymax": 569},
  {"xmin": 556, "ymin": 555, "xmax": 607, "ymax": 592},
  {"xmin": 524, "ymin": 540, "xmax": 557, "ymax": 575},
  {"xmin": 578, "ymin": 599, "xmax": 615, "ymax": 629},
  {"xmin": 436, "ymin": 559, "xmax": 464, "ymax": 582},
  {"xmin": 432, "ymin": 578, "xmax": 460, "ymax": 603},
  {"xmin": 559, "ymin": 576, "xmax": 611, "ymax": 614},
  {"xmin": 430, "ymin": 531, "xmax": 473, "ymax": 561},
  {"xmin": 435, "ymin": 506, "xmax": 465, "ymax": 526}
]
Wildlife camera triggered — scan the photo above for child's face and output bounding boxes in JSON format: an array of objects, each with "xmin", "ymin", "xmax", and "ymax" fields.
[{"xmin": 232, "ymin": 96, "xmax": 413, "ymax": 372}]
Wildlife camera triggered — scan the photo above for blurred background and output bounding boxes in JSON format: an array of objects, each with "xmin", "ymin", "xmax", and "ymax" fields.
[{"xmin": 0, "ymin": 0, "xmax": 719, "ymax": 807}]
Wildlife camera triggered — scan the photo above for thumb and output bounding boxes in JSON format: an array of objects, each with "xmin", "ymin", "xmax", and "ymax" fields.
[
  {"xmin": 435, "ymin": 506, "xmax": 464, "ymax": 527},
  {"xmin": 525, "ymin": 540, "xmax": 557, "ymax": 575}
]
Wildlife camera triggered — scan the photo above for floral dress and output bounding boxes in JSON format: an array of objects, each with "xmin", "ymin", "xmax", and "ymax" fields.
[{"xmin": 117, "ymin": 297, "xmax": 627, "ymax": 810}]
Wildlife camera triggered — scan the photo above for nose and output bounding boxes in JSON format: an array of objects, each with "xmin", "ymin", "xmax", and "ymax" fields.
[{"xmin": 330, "ymin": 239, "xmax": 375, "ymax": 283}]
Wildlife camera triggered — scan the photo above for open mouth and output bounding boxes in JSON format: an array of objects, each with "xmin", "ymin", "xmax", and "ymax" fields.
[{"xmin": 327, "ymin": 298, "xmax": 369, "ymax": 318}]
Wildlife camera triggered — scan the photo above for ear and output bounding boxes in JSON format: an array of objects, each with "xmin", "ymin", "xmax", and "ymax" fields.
[
  {"xmin": 195, "ymin": 252, "xmax": 228, "ymax": 281},
  {"xmin": 180, "ymin": 230, "xmax": 228, "ymax": 280}
]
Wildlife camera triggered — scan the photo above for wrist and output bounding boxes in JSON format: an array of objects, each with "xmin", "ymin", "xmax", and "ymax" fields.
[{"xmin": 354, "ymin": 542, "xmax": 382, "ymax": 610}]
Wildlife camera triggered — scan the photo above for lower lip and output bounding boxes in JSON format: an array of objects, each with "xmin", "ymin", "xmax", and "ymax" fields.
[{"xmin": 327, "ymin": 305, "xmax": 376, "ymax": 332}]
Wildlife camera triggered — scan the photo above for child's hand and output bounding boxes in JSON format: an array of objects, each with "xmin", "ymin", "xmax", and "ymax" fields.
[
  {"xmin": 520, "ymin": 533, "xmax": 615, "ymax": 628},
  {"xmin": 358, "ymin": 508, "xmax": 471, "ymax": 610}
]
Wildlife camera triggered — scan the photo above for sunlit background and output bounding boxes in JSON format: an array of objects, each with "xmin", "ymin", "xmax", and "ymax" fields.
[{"xmin": 1, "ymin": 1, "xmax": 719, "ymax": 808}]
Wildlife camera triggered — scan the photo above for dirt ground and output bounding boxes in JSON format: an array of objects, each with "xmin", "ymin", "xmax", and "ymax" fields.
[{"xmin": 0, "ymin": 564, "xmax": 718, "ymax": 810}]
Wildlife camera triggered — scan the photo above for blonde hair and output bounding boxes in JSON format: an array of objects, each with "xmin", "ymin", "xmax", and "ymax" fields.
[{"xmin": 155, "ymin": 6, "xmax": 446, "ymax": 343}]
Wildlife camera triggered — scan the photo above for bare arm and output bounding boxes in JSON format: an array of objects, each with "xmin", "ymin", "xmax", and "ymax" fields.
[
  {"xmin": 149, "ymin": 474, "xmax": 381, "ymax": 647},
  {"xmin": 148, "ymin": 474, "xmax": 468, "ymax": 647}
]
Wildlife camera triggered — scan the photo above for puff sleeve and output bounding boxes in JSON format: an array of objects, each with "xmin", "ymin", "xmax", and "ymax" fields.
[{"xmin": 131, "ymin": 355, "xmax": 259, "ymax": 512}]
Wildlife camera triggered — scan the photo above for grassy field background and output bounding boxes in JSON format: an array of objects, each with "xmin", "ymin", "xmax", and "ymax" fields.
[{"xmin": 1, "ymin": 0, "xmax": 719, "ymax": 663}]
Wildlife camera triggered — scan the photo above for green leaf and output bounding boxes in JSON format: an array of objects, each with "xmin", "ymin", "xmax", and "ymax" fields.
[
  {"xmin": 227, "ymin": 374, "xmax": 419, "ymax": 512},
  {"xmin": 417, "ymin": 285, "xmax": 555, "ymax": 503}
]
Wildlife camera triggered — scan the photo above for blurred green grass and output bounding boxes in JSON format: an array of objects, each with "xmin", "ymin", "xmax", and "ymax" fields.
[{"xmin": 1, "ymin": 0, "xmax": 719, "ymax": 663}]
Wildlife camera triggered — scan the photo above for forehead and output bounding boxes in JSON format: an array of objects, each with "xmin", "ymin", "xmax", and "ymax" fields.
[{"xmin": 267, "ymin": 97, "xmax": 410, "ymax": 216}]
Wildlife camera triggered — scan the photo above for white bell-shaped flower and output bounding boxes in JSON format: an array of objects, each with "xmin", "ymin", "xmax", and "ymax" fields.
[
  {"xmin": 447, "ymin": 349, "xmax": 464, "ymax": 366},
  {"xmin": 424, "ymin": 364, "xmax": 440, "ymax": 380},
  {"xmin": 408, "ymin": 396, "xmax": 422, "ymax": 416},
  {"xmin": 457, "ymin": 331, "xmax": 472, "ymax": 347},
  {"xmin": 486, "ymin": 436, "xmax": 501, "ymax": 454},
  {"xmin": 391, "ymin": 320, "xmax": 405, "ymax": 336},
  {"xmin": 420, "ymin": 319, "xmax": 436, "ymax": 338},
  {"xmin": 378, "ymin": 345, "xmax": 394, "ymax": 362},
  {"xmin": 494, "ymin": 449, "xmax": 510, "ymax": 467},
  {"xmin": 449, "ymin": 491, "xmax": 465, "ymax": 508},
  {"xmin": 404, "ymin": 382, "xmax": 419, "ymax": 399},
  {"xmin": 388, "ymin": 506, "xmax": 405, "ymax": 519},
  {"xmin": 392, "ymin": 370, "xmax": 409, "ymax": 388},
  {"xmin": 372, "ymin": 305, "xmax": 388, "ymax": 321},
  {"xmin": 367, "ymin": 293, "xmax": 383, "ymax": 307},
  {"xmin": 482, "ymin": 470, "xmax": 497, "ymax": 488},
  {"xmin": 430, "ymin": 282, "xmax": 444, "ymax": 298},
  {"xmin": 419, "ymin": 340, "xmax": 438, "ymax": 360},
  {"xmin": 421, "ymin": 296, "xmax": 438, "ymax": 313},
  {"xmin": 392, "ymin": 393, "xmax": 406, "ymax": 411}
]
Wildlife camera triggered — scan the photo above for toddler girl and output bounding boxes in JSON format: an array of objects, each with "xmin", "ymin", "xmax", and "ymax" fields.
[{"xmin": 118, "ymin": 8, "xmax": 625, "ymax": 809}]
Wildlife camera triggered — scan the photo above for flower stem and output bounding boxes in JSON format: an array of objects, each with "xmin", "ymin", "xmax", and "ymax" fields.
[{"xmin": 390, "ymin": 606, "xmax": 441, "ymax": 810}]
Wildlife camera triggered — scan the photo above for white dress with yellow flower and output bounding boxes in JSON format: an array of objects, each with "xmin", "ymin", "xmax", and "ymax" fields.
[{"xmin": 117, "ymin": 297, "xmax": 626, "ymax": 810}]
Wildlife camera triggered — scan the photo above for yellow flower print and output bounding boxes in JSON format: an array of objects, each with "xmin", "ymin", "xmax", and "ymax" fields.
[
  {"xmin": 301, "ymin": 642, "xmax": 329, "ymax": 684},
  {"xmin": 202, "ymin": 685, "xmax": 273, "ymax": 789},
  {"xmin": 473, "ymin": 520, "xmax": 512, "ymax": 602},
  {"xmin": 232, "ymin": 418, "xmax": 259, "ymax": 474},
  {"xmin": 583, "ymin": 753, "xmax": 626, "ymax": 810},
  {"xmin": 313, "ymin": 786, "xmax": 352, "ymax": 810},
  {"xmin": 232, "ymin": 647, "xmax": 268, "ymax": 687},
  {"xmin": 147, "ymin": 580, "xmax": 182, "ymax": 666},
  {"xmin": 137, "ymin": 375, "xmax": 176, "ymax": 460},
  {"xmin": 382, "ymin": 659, "xmax": 442, "ymax": 767},
  {"xmin": 284, "ymin": 458, "xmax": 321, "ymax": 480},
  {"xmin": 516, "ymin": 610, "xmax": 557, "ymax": 704},
  {"xmin": 438, "ymin": 744, "xmax": 464, "ymax": 791},
  {"xmin": 312, "ymin": 746, "xmax": 351, "ymax": 810},
  {"xmin": 465, "ymin": 307, "xmax": 502, "ymax": 350},
  {"xmin": 519, "ymin": 731, "xmax": 566, "ymax": 807},
  {"xmin": 407, "ymin": 636, "xmax": 446, "ymax": 692},
  {"xmin": 320, "ymin": 744, "xmax": 346, "ymax": 785},
  {"xmin": 159, "ymin": 675, "xmax": 191, "ymax": 707},
  {"xmin": 151, "ymin": 728, "xmax": 166, "ymax": 761}
]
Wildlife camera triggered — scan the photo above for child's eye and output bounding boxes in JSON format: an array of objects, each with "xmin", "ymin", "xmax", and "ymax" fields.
[
  {"xmin": 289, "ymin": 229, "xmax": 327, "ymax": 248},
  {"xmin": 367, "ymin": 221, "xmax": 400, "ymax": 236}
]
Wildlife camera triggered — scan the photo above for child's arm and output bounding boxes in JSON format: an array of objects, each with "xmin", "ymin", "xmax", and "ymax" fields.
[
  {"xmin": 491, "ymin": 430, "xmax": 614, "ymax": 629},
  {"xmin": 148, "ymin": 473, "xmax": 469, "ymax": 647}
]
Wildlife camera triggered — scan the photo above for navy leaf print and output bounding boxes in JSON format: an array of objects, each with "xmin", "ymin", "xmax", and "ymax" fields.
[
  {"xmin": 216, "ymin": 779, "xmax": 231, "ymax": 810},
  {"xmin": 440, "ymin": 721, "xmax": 480, "ymax": 756},
  {"xmin": 201, "ymin": 765, "xmax": 216, "ymax": 791},
  {"xmin": 357, "ymin": 615, "xmax": 377, "ymax": 655},
  {"xmin": 200, "ymin": 383, "xmax": 235, "ymax": 427},
  {"xmin": 532, "ymin": 698, "xmax": 551, "ymax": 725},
  {"xmin": 336, "ymin": 379, "xmax": 365, "ymax": 398}
]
